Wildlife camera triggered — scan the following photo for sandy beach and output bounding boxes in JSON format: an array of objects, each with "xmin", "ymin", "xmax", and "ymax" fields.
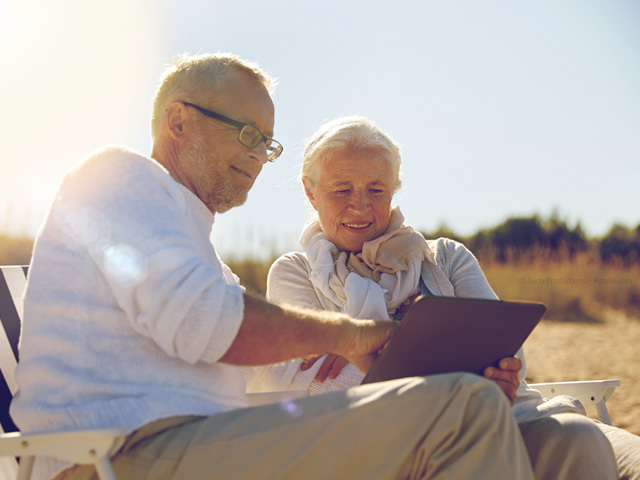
[{"xmin": 523, "ymin": 309, "xmax": 640, "ymax": 435}]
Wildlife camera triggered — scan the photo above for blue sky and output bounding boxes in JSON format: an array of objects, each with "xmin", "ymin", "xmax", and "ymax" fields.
[{"xmin": 1, "ymin": 0, "xmax": 639, "ymax": 259}]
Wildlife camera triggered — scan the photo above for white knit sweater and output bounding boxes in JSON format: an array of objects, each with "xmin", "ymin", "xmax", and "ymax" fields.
[{"xmin": 11, "ymin": 146, "xmax": 247, "ymax": 479}]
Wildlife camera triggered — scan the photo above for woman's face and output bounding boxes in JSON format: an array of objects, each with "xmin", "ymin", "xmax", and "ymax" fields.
[{"xmin": 304, "ymin": 148, "xmax": 395, "ymax": 252}]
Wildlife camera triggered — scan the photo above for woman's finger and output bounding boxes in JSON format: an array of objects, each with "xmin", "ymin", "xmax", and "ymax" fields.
[
  {"xmin": 498, "ymin": 356, "xmax": 522, "ymax": 372},
  {"xmin": 485, "ymin": 365, "xmax": 520, "ymax": 388},
  {"xmin": 315, "ymin": 354, "xmax": 339, "ymax": 382},
  {"xmin": 300, "ymin": 354, "xmax": 321, "ymax": 371},
  {"xmin": 490, "ymin": 378, "xmax": 517, "ymax": 405},
  {"xmin": 327, "ymin": 356, "xmax": 349, "ymax": 379}
]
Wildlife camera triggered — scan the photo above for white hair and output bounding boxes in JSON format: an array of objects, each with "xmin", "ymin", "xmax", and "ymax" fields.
[
  {"xmin": 302, "ymin": 116, "xmax": 402, "ymax": 193},
  {"xmin": 150, "ymin": 52, "xmax": 276, "ymax": 141}
]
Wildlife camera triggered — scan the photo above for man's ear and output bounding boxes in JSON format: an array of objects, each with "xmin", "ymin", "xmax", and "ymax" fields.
[
  {"xmin": 302, "ymin": 179, "xmax": 318, "ymax": 211},
  {"xmin": 165, "ymin": 102, "xmax": 187, "ymax": 143}
]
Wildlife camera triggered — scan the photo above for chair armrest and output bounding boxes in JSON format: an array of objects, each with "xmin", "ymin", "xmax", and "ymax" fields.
[
  {"xmin": 0, "ymin": 427, "xmax": 126, "ymax": 465},
  {"xmin": 529, "ymin": 379, "xmax": 620, "ymax": 406},
  {"xmin": 529, "ymin": 379, "xmax": 620, "ymax": 425}
]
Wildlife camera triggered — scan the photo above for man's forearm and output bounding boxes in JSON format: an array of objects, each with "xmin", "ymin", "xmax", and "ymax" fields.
[{"xmin": 219, "ymin": 293, "xmax": 356, "ymax": 366}]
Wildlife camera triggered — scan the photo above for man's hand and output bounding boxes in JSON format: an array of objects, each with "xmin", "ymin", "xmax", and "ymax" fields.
[
  {"xmin": 301, "ymin": 318, "xmax": 396, "ymax": 381},
  {"xmin": 222, "ymin": 294, "xmax": 394, "ymax": 370},
  {"xmin": 339, "ymin": 319, "xmax": 396, "ymax": 374},
  {"xmin": 483, "ymin": 356, "xmax": 522, "ymax": 405}
]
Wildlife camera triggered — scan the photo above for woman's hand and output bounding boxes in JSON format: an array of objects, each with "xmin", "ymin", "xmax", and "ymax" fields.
[
  {"xmin": 483, "ymin": 356, "xmax": 522, "ymax": 405},
  {"xmin": 301, "ymin": 353, "xmax": 349, "ymax": 382}
]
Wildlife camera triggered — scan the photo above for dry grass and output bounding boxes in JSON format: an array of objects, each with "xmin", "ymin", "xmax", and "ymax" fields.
[
  {"xmin": 479, "ymin": 251, "xmax": 640, "ymax": 321},
  {"xmin": 0, "ymin": 235, "xmax": 33, "ymax": 266},
  {"xmin": 225, "ymin": 258, "xmax": 272, "ymax": 296},
  {"xmin": 481, "ymin": 252, "xmax": 640, "ymax": 434}
]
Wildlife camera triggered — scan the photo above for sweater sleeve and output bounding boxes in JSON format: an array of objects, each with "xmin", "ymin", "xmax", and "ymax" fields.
[
  {"xmin": 51, "ymin": 148, "xmax": 244, "ymax": 364},
  {"xmin": 434, "ymin": 238, "xmax": 498, "ymax": 300}
]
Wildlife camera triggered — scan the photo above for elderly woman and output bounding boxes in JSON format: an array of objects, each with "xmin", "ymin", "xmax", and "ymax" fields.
[{"xmin": 243, "ymin": 116, "xmax": 638, "ymax": 480}]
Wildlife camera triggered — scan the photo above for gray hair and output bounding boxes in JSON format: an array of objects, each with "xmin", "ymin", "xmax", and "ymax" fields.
[
  {"xmin": 302, "ymin": 116, "xmax": 402, "ymax": 193},
  {"xmin": 150, "ymin": 52, "xmax": 276, "ymax": 141}
]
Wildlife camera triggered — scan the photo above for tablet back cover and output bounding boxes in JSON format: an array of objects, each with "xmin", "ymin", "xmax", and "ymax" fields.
[{"xmin": 361, "ymin": 296, "xmax": 545, "ymax": 385}]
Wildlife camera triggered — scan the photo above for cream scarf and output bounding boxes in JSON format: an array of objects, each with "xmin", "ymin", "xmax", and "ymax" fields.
[{"xmin": 300, "ymin": 206, "xmax": 432, "ymax": 321}]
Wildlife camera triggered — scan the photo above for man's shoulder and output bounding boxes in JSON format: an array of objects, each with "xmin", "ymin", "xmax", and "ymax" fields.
[
  {"xmin": 61, "ymin": 146, "xmax": 171, "ymax": 195},
  {"xmin": 73, "ymin": 145, "xmax": 165, "ymax": 178},
  {"xmin": 45, "ymin": 146, "xmax": 185, "ymax": 223}
]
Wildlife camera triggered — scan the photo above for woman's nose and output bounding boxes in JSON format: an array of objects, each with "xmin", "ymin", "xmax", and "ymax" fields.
[{"xmin": 349, "ymin": 192, "xmax": 370, "ymax": 212}]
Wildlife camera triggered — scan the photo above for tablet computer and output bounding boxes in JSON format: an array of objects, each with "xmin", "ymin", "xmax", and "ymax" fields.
[{"xmin": 361, "ymin": 296, "xmax": 546, "ymax": 385}]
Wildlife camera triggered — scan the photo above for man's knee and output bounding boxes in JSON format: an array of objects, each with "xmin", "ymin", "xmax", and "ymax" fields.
[
  {"xmin": 455, "ymin": 373, "xmax": 513, "ymax": 428},
  {"xmin": 412, "ymin": 372, "xmax": 512, "ymax": 427},
  {"xmin": 519, "ymin": 413, "xmax": 618, "ymax": 478},
  {"xmin": 414, "ymin": 372, "xmax": 504, "ymax": 395},
  {"xmin": 356, "ymin": 373, "xmax": 511, "ymax": 435},
  {"xmin": 520, "ymin": 413, "xmax": 611, "ymax": 451},
  {"xmin": 435, "ymin": 372, "xmax": 508, "ymax": 410}
]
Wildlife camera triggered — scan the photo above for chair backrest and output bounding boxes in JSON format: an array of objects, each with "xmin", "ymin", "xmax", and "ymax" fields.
[{"xmin": 0, "ymin": 266, "xmax": 28, "ymax": 435}]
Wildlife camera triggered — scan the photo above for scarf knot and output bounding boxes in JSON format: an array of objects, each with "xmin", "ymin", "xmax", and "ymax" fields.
[{"xmin": 300, "ymin": 206, "xmax": 430, "ymax": 319}]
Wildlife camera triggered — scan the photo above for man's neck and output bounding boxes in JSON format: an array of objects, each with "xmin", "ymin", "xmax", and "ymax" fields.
[{"xmin": 151, "ymin": 141, "xmax": 191, "ymax": 193}]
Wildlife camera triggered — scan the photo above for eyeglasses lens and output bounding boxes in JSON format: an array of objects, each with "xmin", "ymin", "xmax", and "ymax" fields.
[
  {"xmin": 238, "ymin": 125, "xmax": 281, "ymax": 161},
  {"xmin": 238, "ymin": 125, "xmax": 261, "ymax": 149}
]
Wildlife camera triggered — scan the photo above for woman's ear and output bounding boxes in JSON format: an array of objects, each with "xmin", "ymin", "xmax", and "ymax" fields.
[{"xmin": 302, "ymin": 179, "xmax": 318, "ymax": 211}]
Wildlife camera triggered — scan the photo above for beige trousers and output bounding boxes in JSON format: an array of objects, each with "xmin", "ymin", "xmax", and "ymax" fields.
[
  {"xmin": 598, "ymin": 421, "xmax": 640, "ymax": 480},
  {"xmin": 58, "ymin": 373, "xmax": 534, "ymax": 480},
  {"xmin": 519, "ymin": 413, "xmax": 619, "ymax": 480}
]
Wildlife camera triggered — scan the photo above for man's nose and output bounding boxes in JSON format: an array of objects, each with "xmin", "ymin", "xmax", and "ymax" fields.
[{"xmin": 247, "ymin": 141, "xmax": 269, "ymax": 165}]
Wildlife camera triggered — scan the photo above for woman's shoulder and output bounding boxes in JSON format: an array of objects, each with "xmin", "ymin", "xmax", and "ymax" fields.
[
  {"xmin": 425, "ymin": 237, "xmax": 474, "ymax": 259},
  {"xmin": 267, "ymin": 251, "xmax": 317, "ymax": 303},
  {"xmin": 272, "ymin": 251, "xmax": 310, "ymax": 266},
  {"xmin": 423, "ymin": 237, "xmax": 482, "ymax": 275},
  {"xmin": 268, "ymin": 251, "xmax": 312, "ymax": 279}
]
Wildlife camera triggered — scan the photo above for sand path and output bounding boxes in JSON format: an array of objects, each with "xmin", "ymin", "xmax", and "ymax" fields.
[{"xmin": 523, "ymin": 309, "xmax": 640, "ymax": 434}]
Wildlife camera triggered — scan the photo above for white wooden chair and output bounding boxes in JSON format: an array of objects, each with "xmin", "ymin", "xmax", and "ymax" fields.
[
  {"xmin": 0, "ymin": 266, "xmax": 125, "ymax": 480},
  {"xmin": 0, "ymin": 265, "xmax": 620, "ymax": 479}
]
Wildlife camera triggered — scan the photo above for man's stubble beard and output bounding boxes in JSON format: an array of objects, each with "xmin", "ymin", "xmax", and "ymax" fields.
[{"xmin": 181, "ymin": 130, "xmax": 249, "ymax": 214}]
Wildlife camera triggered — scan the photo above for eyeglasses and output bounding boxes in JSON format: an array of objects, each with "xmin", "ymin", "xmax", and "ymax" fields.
[{"xmin": 183, "ymin": 102, "xmax": 283, "ymax": 162}]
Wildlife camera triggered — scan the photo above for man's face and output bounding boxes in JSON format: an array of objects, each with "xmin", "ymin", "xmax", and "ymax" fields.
[{"xmin": 178, "ymin": 68, "xmax": 275, "ymax": 214}]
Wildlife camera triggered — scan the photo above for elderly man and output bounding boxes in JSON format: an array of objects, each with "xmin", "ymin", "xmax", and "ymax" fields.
[{"xmin": 11, "ymin": 53, "xmax": 535, "ymax": 480}]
